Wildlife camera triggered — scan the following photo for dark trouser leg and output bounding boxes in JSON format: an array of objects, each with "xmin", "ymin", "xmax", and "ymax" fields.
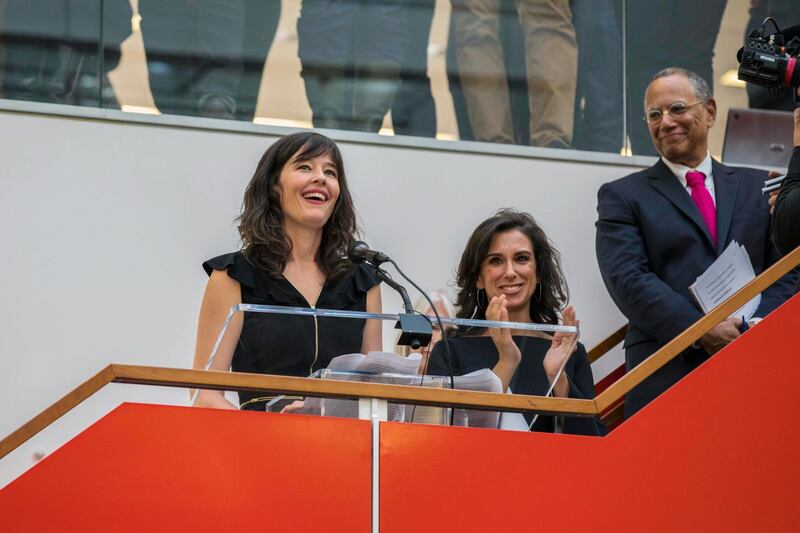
[
  {"xmin": 501, "ymin": 0, "xmax": 530, "ymax": 145},
  {"xmin": 301, "ymin": 68, "xmax": 353, "ymax": 130},
  {"xmin": 297, "ymin": 0, "xmax": 356, "ymax": 129},
  {"xmin": 391, "ymin": 0, "xmax": 436, "ymax": 137},
  {"xmin": 235, "ymin": 0, "xmax": 281, "ymax": 121},
  {"xmin": 446, "ymin": 4, "xmax": 475, "ymax": 141},
  {"xmin": 570, "ymin": 0, "xmax": 623, "ymax": 153},
  {"xmin": 140, "ymin": 0, "xmax": 244, "ymax": 118},
  {"xmin": 350, "ymin": 0, "xmax": 408, "ymax": 133}
]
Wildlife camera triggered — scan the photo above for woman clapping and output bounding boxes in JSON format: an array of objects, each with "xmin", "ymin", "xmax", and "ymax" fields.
[{"xmin": 429, "ymin": 209, "xmax": 602, "ymax": 434}]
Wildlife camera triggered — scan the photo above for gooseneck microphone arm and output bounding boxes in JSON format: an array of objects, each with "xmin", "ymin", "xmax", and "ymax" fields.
[
  {"xmin": 371, "ymin": 267, "xmax": 414, "ymax": 314},
  {"xmin": 346, "ymin": 240, "xmax": 455, "ymax": 422},
  {"xmin": 370, "ymin": 266, "xmax": 434, "ymax": 351},
  {"xmin": 349, "ymin": 241, "xmax": 408, "ymax": 307},
  {"xmin": 349, "ymin": 240, "xmax": 413, "ymax": 312},
  {"xmin": 348, "ymin": 240, "xmax": 434, "ymax": 351}
]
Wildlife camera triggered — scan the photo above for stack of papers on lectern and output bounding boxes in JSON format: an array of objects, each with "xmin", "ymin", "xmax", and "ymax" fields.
[
  {"xmin": 302, "ymin": 352, "xmax": 422, "ymax": 420},
  {"xmin": 689, "ymin": 241, "xmax": 761, "ymax": 321},
  {"xmin": 326, "ymin": 351, "xmax": 423, "ymax": 375},
  {"xmin": 450, "ymin": 369, "xmax": 502, "ymax": 429},
  {"xmin": 300, "ymin": 352, "xmax": 503, "ymax": 428}
]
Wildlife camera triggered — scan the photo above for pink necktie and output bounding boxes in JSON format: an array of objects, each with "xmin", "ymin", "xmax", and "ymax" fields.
[{"xmin": 685, "ymin": 170, "xmax": 717, "ymax": 246}]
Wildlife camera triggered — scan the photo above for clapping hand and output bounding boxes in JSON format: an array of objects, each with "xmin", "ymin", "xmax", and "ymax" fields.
[
  {"xmin": 542, "ymin": 306, "xmax": 579, "ymax": 397},
  {"xmin": 486, "ymin": 294, "xmax": 522, "ymax": 391}
]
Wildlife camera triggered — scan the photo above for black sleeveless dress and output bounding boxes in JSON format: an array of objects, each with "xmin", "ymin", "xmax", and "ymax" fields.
[{"xmin": 203, "ymin": 252, "xmax": 381, "ymax": 410}]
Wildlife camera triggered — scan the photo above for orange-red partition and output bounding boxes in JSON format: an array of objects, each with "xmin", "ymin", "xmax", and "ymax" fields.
[
  {"xmin": 2, "ymin": 296, "xmax": 799, "ymax": 532},
  {"xmin": 0, "ymin": 405, "xmax": 371, "ymax": 532},
  {"xmin": 380, "ymin": 295, "xmax": 800, "ymax": 532}
]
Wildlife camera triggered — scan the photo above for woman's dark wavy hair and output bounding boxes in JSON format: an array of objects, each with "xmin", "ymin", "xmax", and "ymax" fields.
[
  {"xmin": 237, "ymin": 131, "xmax": 357, "ymax": 280},
  {"xmin": 454, "ymin": 209, "xmax": 569, "ymax": 330}
]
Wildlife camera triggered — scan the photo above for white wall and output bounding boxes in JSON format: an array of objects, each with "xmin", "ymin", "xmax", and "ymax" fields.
[{"xmin": 0, "ymin": 107, "xmax": 648, "ymax": 486}]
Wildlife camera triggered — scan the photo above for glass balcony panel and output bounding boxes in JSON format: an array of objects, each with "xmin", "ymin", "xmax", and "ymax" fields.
[
  {"xmin": 622, "ymin": 0, "xmax": 781, "ymax": 159},
  {"xmin": 3, "ymin": 0, "xmax": 785, "ymax": 159},
  {"xmin": 0, "ymin": 0, "xmax": 106, "ymax": 106}
]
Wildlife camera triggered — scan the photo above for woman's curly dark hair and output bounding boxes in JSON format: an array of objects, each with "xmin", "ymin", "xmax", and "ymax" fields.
[
  {"xmin": 454, "ymin": 209, "xmax": 569, "ymax": 330},
  {"xmin": 237, "ymin": 132, "xmax": 357, "ymax": 280}
]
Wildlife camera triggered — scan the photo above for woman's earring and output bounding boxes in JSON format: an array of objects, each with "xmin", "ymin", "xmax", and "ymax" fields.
[
  {"xmin": 535, "ymin": 284, "xmax": 542, "ymax": 303},
  {"xmin": 476, "ymin": 288, "xmax": 486, "ymax": 308},
  {"xmin": 471, "ymin": 288, "xmax": 486, "ymax": 319}
]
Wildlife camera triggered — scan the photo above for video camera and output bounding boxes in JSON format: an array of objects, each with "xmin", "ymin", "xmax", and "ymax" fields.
[{"xmin": 737, "ymin": 18, "xmax": 800, "ymax": 96}]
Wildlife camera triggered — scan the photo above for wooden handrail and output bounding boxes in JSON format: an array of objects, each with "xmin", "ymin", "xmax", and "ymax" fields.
[
  {"xmin": 594, "ymin": 245, "xmax": 800, "ymax": 412},
  {"xmin": 0, "ymin": 366, "xmax": 115, "ymax": 461},
  {"xmin": 111, "ymin": 364, "xmax": 597, "ymax": 414},
  {"xmin": 600, "ymin": 402, "xmax": 625, "ymax": 427},
  {"xmin": 0, "ymin": 364, "xmax": 597, "ymax": 460},
  {"xmin": 587, "ymin": 324, "xmax": 627, "ymax": 363},
  {"xmin": 2, "ymin": 246, "xmax": 798, "ymax": 461}
]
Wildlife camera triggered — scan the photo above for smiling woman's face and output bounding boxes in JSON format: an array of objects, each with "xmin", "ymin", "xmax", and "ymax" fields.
[
  {"xmin": 275, "ymin": 148, "xmax": 340, "ymax": 230},
  {"xmin": 476, "ymin": 229, "xmax": 538, "ymax": 322}
]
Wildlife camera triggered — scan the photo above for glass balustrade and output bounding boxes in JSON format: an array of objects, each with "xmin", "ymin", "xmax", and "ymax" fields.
[{"xmin": 0, "ymin": 0, "xmax": 793, "ymax": 157}]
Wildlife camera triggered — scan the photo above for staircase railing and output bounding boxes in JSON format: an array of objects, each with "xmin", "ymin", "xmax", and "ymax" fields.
[{"xmin": 2, "ymin": 246, "xmax": 799, "ymax": 460}]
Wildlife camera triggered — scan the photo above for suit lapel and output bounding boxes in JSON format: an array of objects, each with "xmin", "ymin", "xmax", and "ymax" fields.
[
  {"xmin": 712, "ymin": 160, "xmax": 739, "ymax": 255},
  {"xmin": 648, "ymin": 159, "xmax": 716, "ymax": 250}
]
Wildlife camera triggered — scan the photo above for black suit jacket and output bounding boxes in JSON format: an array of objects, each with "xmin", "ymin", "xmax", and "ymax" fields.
[
  {"xmin": 772, "ymin": 147, "xmax": 800, "ymax": 264},
  {"xmin": 596, "ymin": 158, "xmax": 797, "ymax": 416}
]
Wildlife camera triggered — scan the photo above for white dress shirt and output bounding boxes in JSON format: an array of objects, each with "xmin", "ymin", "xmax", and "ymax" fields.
[{"xmin": 662, "ymin": 152, "xmax": 716, "ymax": 205}]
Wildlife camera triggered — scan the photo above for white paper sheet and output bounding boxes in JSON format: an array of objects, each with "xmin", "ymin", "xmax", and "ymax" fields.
[
  {"xmin": 689, "ymin": 241, "xmax": 761, "ymax": 321},
  {"xmin": 451, "ymin": 369, "xmax": 503, "ymax": 429}
]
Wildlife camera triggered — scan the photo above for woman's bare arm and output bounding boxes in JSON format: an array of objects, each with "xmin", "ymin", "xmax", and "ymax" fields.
[
  {"xmin": 191, "ymin": 270, "xmax": 244, "ymax": 409},
  {"xmin": 360, "ymin": 285, "xmax": 383, "ymax": 353}
]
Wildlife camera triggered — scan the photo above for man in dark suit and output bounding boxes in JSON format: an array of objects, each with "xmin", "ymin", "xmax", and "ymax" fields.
[{"xmin": 595, "ymin": 67, "xmax": 797, "ymax": 418}]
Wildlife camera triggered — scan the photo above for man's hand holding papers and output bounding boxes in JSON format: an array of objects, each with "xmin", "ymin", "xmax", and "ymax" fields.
[{"xmin": 689, "ymin": 241, "xmax": 760, "ymax": 355}]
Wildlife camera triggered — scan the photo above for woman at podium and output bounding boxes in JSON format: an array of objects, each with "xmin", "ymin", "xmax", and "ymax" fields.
[
  {"xmin": 192, "ymin": 132, "xmax": 383, "ymax": 410},
  {"xmin": 428, "ymin": 209, "xmax": 602, "ymax": 434}
]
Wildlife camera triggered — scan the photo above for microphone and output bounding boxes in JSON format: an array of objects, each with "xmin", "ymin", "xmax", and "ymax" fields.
[
  {"xmin": 346, "ymin": 242, "xmax": 454, "ymax": 402},
  {"xmin": 347, "ymin": 241, "xmax": 433, "ymax": 349},
  {"xmin": 348, "ymin": 241, "xmax": 391, "ymax": 266}
]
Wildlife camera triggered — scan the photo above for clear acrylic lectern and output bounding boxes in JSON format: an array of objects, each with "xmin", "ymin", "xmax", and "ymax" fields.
[{"xmin": 196, "ymin": 303, "xmax": 579, "ymax": 430}]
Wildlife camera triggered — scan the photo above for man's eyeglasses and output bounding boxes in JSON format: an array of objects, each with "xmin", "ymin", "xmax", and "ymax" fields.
[{"xmin": 644, "ymin": 101, "xmax": 703, "ymax": 124}]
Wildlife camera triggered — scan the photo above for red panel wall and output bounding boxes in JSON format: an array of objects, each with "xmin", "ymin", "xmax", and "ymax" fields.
[
  {"xmin": 0, "ymin": 405, "xmax": 371, "ymax": 532},
  {"xmin": 380, "ymin": 295, "xmax": 800, "ymax": 532},
  {"xmin": 3, "ymin": 296, "xmax": 799, "ymax": 532}
]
